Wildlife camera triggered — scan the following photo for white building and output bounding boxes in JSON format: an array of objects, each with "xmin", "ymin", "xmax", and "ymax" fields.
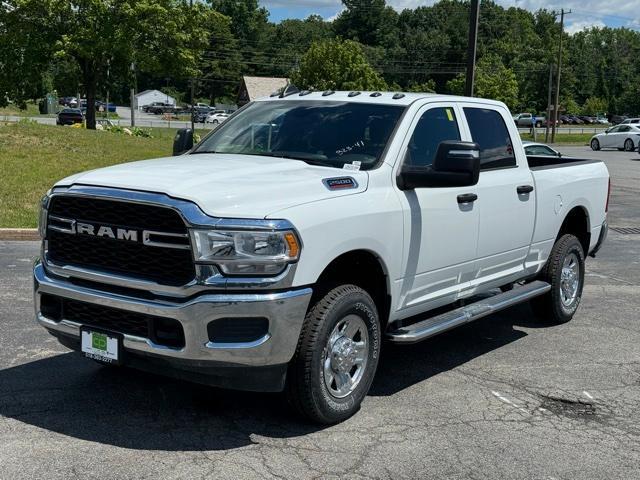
[{"xmin": 135, "ymin": 90, "xmax": 176, "ymax": 110}]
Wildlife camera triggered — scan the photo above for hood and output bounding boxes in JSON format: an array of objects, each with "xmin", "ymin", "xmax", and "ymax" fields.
[{"xmin": 55, "ymin": 154, "xmax": 369, "ymax": 219}]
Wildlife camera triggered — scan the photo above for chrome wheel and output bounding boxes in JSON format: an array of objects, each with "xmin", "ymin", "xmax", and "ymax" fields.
[
  {"xmin": 624, "ymin": 139, "xmax": 634, "ymax": 151},
  {"xmin": 560, "ymin": 252, "xmax": 580, "ymax": 307},
  {"xmin": 323, "ymin": 314, "xmax": 369, "ymax": 399}
]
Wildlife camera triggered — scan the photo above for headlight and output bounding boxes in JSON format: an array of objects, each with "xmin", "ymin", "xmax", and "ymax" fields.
[
  {"xmin": 191, "ymin": 229, "xmax": 300, "ymax": 276},
  {"xmin": 38, "ymin": 192, "xmax": 50, "ymax": 239}
]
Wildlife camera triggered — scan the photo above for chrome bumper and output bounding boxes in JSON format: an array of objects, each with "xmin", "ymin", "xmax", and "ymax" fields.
[{"xmin": 34, "ymin": 261, "xmax": 312, "ymax": 368}]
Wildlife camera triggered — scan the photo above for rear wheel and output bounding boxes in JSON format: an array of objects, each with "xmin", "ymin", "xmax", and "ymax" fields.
[
  {"xmin": 624, "ymin": 138, "xmax": 634, "ymax": 151},
  {"xmin": 286, "ymin": 284, "xmax": 381, "ymax": 424},
  {"xmin": 531, "ymin": 234, "xmax": 585, "ymax": 324},
  {"xmin": 590, "ymin": 138, "xmax": 600, "ymax": 151}
]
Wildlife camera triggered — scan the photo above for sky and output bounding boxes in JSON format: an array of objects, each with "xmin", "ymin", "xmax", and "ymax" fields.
[{"xmin": 260, "ymin": 0, "xmax": 640, "ymax": 34}]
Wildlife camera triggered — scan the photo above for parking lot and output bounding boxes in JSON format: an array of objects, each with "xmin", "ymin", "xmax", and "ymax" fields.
[{"xmin": 0, "ymin": 146, "xmax": 639, "ymax": 479}]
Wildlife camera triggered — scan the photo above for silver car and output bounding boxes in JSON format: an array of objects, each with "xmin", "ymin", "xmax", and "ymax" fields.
[{"xmin": 590, "ymin": 124, "xmax": 640, "ymax": 151}]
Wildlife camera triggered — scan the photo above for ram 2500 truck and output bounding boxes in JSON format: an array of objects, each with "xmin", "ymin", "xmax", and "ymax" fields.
[{"xmin": 34, "ymin": 92, "xmax": 609, "ymax": 424}]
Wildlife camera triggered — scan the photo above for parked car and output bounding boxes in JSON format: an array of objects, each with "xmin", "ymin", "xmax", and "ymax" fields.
[
  {"xmin": 609, "ymin": 114, "xmax": 627, "ymax": 125},
  {"xmin": 204, "ymin": 112, "xmax": 229, "ymax": 124},
  {"xmin": 143, "ymin": 102, "xmax": 175, "ymax": 114},
  {"xmin": 35, "ymin": 92, "xmax": 609, "ymax": 424},
  {"xmin": 590, "ymin": 124, "xmax": 640, "ymax": 151},
  {"xmin": 595, "ymin": 114, "xmax": 609, "ymax": 125},
  {"xmin": 522, "ymin": 141, "xmax": 562, "ymax": 157},
  {"xmin": 56, "ymin": 108, "xmax": 84, "ymax": 125},
  {"xmin": 578, "ymin": 116, "xmax": 596, "ymax": 125},
  {"xmin": 620, "ymin": 117, "xmax": 640, "ymax": 126},
  {"xmin": 513, "ymin": 113, "xmax": 544, "ymax": 128},
  {"xmin": 58, "ymin": 96, "xmax": 78, "ymax": 108}
]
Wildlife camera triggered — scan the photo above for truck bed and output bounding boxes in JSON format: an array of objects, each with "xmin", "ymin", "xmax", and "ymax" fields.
[{"xmin": 526, "ymin": 155, "xmax": 602, "ymax": 170}]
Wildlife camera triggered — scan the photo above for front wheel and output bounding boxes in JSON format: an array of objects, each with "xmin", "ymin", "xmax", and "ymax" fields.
[
  {"xmin": 624, "ymin": 139, "xmax": 634, "ymax": 152},
  {"xmin": 531, "ymin": 234, "xmax": 585, "ymax": 324},
  {"xmin": 286, "ymin": 285, "xmax": 381, "ymax": 424},
  {"xmin": 590, "ymin": 138, "xmax": 600, "ymax": 151}
]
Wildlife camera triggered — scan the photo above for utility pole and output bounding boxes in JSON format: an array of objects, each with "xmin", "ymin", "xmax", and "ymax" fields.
[
  {"xmin": 190, "ymin": 79, "xmax": 195, "ymax": 131},
  {"xmin": 130, "ymin": 62, "xmax": 136, "ymax": 128},
  {"xmin": 551, "ymin": 9, "xmax": 570, "ymax": 143},
  {"xmin": 464, "ymin": 0, "xmax": 481, "ymax": 97},
  {"xmin": 545, "ymin": 64, "xmax": 553, "ymax": 143}
]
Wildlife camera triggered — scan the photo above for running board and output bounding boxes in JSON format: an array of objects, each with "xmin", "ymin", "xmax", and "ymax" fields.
[{"xmin": 387, "ymin": 281, "xmax": 551, "ymax": 344}]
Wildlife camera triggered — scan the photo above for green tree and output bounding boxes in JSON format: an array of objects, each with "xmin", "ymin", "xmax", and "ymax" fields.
[
  {"xmin": 581, "ymin": 96, "xmax": 608, "ymax": 115},
  {"xmin": 1, "ymin": 1, "xmax": 215, "ymax": 128},
  {"xmin": 334, "ymin": 0, "xmax": 399, "ymax": 48},
  {"xmin": 446, "ymin": 55, "xmax": 519, "ymax": 110},
  {"xmin": 290, "ymin": 39, "xmax": 387, "ymax": 91}
]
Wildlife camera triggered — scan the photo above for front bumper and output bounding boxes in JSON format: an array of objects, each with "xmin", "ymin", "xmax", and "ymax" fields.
[{"xmin": 34, "ymin": 261, "xmax": 312, "ymax": 391}]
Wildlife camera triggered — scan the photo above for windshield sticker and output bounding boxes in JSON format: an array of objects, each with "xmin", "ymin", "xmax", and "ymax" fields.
[
  {"xmin": 343, "ymin": 161, "xmax": 361, "ymax": 171},
  {"xmin": 336, "ymin": 140, "xmax": 365, "ymax": 156},
  {"xmin": 446, "ymin": 108, "xmax": 454, "ymax": 121},
  {"xmin": 323, "ymin": 177, "xmax": 359, "ymax": 190}
]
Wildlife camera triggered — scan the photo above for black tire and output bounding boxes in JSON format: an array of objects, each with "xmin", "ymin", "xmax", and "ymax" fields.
[
  {"xmin": 531, "ymin": 234, "xmax": 585, "ymax": 324},
  {"xmin": 535, "ymin": 121, "xmax": 542, "ymax": 128},
  {"xmin": 590, "ymin": 138, "xmax": 600, "ymax": 151},
  {"xmin": 624, "ymin": 139, "xmax": 634, "ymax": 152},
  {"xmin": 286, "ymin": 284, "xmax": 381, "ymax": 424}
]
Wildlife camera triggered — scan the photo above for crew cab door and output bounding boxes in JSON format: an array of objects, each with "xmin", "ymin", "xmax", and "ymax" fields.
[
  {"xmin": 459, "ymin": 104, "xmax": 536, "ymax": 291},
  {"xmin": 395, "ymin": 103, "xmax": 479, "ymax": 314}
]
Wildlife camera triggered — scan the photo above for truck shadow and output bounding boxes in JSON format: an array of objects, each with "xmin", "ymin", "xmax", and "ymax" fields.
[{"xmin": 0, "ymin": 303, "xmax": 548, "ymax": 451}]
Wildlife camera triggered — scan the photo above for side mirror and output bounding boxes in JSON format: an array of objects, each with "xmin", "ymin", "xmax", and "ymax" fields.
[
  {"xmin": 398, "ymin": 141, "xmax": 480, "ymax": 190},
  {"xmin": 173, "ymin": 128, "xmax": 194, "ymax": 156},
  {"xmin": 604, "ymin": 128, "xmax": 610, "ymax": 134}
]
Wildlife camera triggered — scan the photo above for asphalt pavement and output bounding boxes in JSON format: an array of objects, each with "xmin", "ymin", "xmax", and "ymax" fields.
[{"xmin": 0, "ymin": 146, "xmax": 639, "ymax": 479}]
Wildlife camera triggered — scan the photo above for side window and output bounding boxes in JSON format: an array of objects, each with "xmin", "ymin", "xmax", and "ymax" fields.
[
  {"xmin": 619, "ymin": 125, "xmax": 630, "ymax": 132},
  {"xmin": 406, "ymin": 107, "xmax": 460, "ymax": 167},
  {"xmin": 463, "ymin": 107, "xmax": 516, "ymax": 170}
]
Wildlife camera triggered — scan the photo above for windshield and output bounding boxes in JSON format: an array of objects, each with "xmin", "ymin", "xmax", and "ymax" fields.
[{"xmin": 193, "ymin": 100, "xmax": 405, "ymax": 170}]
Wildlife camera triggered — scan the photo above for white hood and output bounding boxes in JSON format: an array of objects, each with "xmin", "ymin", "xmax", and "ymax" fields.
[{"xmin": 55, "ymin": 154, "xmax": 368, "ymax": 219}]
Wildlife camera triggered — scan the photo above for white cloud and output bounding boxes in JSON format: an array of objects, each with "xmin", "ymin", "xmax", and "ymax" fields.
[
  {"xmin": 262, "ymin": 0, "xmax": 640, "ymax": 30},
  {"xmin": 565, "ymin": 20, "xmax": 606, "ymax": 35}
]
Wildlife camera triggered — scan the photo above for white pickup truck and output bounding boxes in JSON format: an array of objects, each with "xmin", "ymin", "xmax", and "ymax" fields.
[{"xmin": 34, "ymin": 91, "xmax": 609, "ymax": 424}]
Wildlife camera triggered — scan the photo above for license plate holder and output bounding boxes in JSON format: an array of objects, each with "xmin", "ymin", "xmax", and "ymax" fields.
[{"xmin": 80, "ymin": 327, "xmax": 122, "ymax": 365}]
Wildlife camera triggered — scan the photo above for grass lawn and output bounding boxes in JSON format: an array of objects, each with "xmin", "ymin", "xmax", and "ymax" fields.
[
  {"xmin": 520, "ymin": 133, "xmax": 592, "ymax": 145},
  {"xmin": 0, "ymin": 122, "xmax": 176, "ymax": 228},
  {"xmin": 0, "ymin": 102, "xmax": 47, "ymax": 117}
]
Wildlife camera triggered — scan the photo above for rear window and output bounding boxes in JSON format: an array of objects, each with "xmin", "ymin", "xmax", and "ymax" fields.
[{"xmin": 463, "ymin": 107, "xmax": 516, "ymax": 170}]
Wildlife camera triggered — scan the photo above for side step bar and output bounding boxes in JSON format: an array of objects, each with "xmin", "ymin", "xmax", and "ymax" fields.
[{"xmin": 387, "ymin": 280, "xmax": 551, "ymax": 344}]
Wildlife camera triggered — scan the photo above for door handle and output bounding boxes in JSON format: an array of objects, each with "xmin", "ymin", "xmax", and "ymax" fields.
[
  {"xmin": 517, "ymin": 185, "xmax": 534, "ymax": 194},
  {"xmin": 457, "ymin": 193, "xmax": 478, "ymax": 204}
]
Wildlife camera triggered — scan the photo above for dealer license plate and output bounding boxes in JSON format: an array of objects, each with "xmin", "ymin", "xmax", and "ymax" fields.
[{"xmin": 81, "ymin": 328, "xmax": 121, "ymax": 365}]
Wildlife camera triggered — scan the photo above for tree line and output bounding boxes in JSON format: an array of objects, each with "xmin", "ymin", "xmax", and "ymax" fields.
[{"xmin": 2, "ymin": 0, "xmax": 639, "ymax": 129}]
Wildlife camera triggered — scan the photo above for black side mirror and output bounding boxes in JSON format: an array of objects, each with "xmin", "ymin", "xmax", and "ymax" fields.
[
  {"xmin": 173, "ymin": 128, "xmax": 194, "ymax": 156},
  {"xmin": 398, "ymin": 141, "xmax": 481, "ymax": 190}
]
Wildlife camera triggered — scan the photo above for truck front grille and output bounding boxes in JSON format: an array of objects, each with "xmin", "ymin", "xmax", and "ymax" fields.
[{"xmin": 46, "ymin": 195, "xmax": 196, "ymax": 286}]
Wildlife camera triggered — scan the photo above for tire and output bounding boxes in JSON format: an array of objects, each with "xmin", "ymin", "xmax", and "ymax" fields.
[
  {"xmin": 535, "ymin": 121, "xmax": 542, "ymax": 128},
  {"xmin": 286, "ymin": 284, "xmax": 381, "ymax": 424},
  {"xmin": 590, "ymin": 139, "xmax": 600, "ymax": 151},
  {"xmin": 624, "ymin": 139, "xmax": 634, "ymax": 152},
  {"xmin": 212, "ymin": 120, "xmax": 219, "ymax": 125},
  {"xmin": 531, "ymin": 234, "xmax": 585, "ymax": 324}
]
